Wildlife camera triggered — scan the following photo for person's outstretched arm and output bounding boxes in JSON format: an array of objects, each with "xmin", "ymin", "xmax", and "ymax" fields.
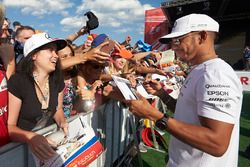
[
  {"xmin": 65, "ymin": 27, "xmax": 88, "ymax": 43},
  {"xmin": 60, "ymin": 41, "xmax": 110, "ymax": 70}
]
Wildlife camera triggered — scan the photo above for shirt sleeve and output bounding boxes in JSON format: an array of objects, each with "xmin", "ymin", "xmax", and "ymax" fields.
[
  {"xmin": 7, "ymin": 73, "xmax": 24, "ymax": 100},
  {"xmin": 195, "ymin": 69, "xmax": 242, "ymax": 124}
]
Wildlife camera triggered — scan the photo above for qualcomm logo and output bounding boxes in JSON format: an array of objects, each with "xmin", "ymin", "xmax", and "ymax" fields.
[{"xmin": 205, "ymin": 84, "xmax": 230, "ymax": 89}]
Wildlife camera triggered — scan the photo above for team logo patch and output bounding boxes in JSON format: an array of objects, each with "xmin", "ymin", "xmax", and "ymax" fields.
[
  {"xmin": 208, "ymin": 98, "xmax": 228, "ymax": 102},
  {"xmin": 207, "ymin": 91, "xmax": 229, "ymax": 96},
  {"xmin": 45, "ymin": 33, "xmax": 53, "ymax": 40}
]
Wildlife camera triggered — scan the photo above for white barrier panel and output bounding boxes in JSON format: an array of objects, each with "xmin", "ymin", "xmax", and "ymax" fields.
[
  {"xmin": 0, "ymin": 100, "xmax": 134, "ymax": 167},
  {"xmin": 236, "ymin": 71, "xmax": 250, "ymax": 91}
]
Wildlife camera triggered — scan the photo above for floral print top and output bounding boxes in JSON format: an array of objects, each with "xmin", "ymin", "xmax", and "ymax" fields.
[{"xmin": 63, "ymin": 79, "xmax": 76, "ymax": 118}]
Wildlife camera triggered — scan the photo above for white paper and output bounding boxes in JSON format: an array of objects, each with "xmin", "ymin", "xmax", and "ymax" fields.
[
  {"xmin": 112, "ymin": 75, "xmax": 138, "ymax": 100},
  {"xmin": 112, "ymin": 75, "xmax": 155, "ymax": 100}
]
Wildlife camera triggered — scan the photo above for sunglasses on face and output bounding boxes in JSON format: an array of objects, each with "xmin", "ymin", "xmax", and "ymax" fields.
[
  {"xmin": 171, "ymin": 32, "xmax": 201, "ymax": 45},
  {"xmin": 171, "ymin": 34, "xmax": 191, "ymax": 45}
]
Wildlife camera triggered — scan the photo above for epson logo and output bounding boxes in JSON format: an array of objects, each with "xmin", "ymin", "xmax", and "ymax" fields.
[
  {"xmin": 208, "ymin": 98, "xmax": 228, "ymax": 102},
  {"xmin": 205, "ymin": 84, "xmax": 230, "ymax": 89},
  {"xmin": 207, "ymin": 91, "xmax": 229, "ymax": 96}
]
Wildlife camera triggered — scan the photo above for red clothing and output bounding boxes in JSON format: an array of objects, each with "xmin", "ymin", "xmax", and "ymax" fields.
[{"xmin": 0, "ymin": 67, "xmax": 9, "ymax": 147}]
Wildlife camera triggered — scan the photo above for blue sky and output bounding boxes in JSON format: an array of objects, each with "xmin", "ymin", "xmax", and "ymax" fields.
[{"xmin": 3, "ymin": 0, "xmax": 165, "ymax": 45}]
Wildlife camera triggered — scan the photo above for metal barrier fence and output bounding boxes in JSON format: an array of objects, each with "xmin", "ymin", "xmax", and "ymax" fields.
[{"xmin": 0, "ymin": 99, "xmax": 136, "ymax": 167}]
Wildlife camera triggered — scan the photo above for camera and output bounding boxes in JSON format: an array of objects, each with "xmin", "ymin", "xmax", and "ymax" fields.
[{"xmin": 84, "ymin": 11, "xmax": 99, "ymax": 33}]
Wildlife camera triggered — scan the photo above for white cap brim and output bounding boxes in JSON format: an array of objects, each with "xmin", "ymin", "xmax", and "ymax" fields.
[
  {"xmin": 159, "ymin": 31, "xmax": 191, "ymax": 44},
  {"xmin": 25, "ymin": 39, "xmax": 67, "ymax": 57}
]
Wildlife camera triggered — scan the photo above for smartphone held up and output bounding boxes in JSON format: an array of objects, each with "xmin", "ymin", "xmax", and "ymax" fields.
[{"xmin": 100, "ymin": 40, "xmax": 115, "ymax": 55}]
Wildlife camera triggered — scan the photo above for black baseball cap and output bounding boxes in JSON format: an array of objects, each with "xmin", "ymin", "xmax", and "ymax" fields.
[{"xmin": 13, "ymin": 21, "xmax": 21, "ymax": 27}]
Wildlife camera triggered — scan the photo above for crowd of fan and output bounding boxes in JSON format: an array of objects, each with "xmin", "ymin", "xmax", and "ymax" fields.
[
  {"xmin": 0, "ymin": 14, "xmax": 189, "ymax": 160},
  {"xmin": 1, "ymin": 18, "xmax": 188, "ymax": 131},
  {"xmin": 1, "ymin": 4, "xmax": 250, "ymax": 165}
]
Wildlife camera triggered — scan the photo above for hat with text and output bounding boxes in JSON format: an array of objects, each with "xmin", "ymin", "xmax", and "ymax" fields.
[
  {"xmin": 159, "ymin": 14, "xmax": 219, "ymax": 44},
  {"xmin": 24, "ymin": 33, "xmax": 67, "ymax": 57}
]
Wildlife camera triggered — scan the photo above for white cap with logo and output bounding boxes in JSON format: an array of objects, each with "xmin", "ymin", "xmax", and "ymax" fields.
[
  {"xmin": 24, "ymin": 32, "xmax": 67, "ymax": 57},
  {"xmin": 159, "ymin": 13, "xmax": 219, "ymax": 43}
]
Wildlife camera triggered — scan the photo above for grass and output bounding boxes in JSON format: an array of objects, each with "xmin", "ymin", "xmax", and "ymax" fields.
[
  {"xmin": 132, "ymin": 92, "xmax": 250, "ymax": 167},
  {"xmin": 131, "ymin": 132, "xmax": 168, "ymax": 167},
  {"xmin": 238, "ymin": 91, "xmax": 250, "ymax": 166}
]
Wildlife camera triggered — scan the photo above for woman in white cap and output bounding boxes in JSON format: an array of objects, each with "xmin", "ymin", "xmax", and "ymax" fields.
[{"xmin": 7, "ymin": 32, "xmax": 68, "ymax": 161}]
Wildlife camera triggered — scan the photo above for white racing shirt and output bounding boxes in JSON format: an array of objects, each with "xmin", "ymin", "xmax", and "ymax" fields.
[{"xmin": 167, "ymin": 58, "xmax": 243, "ymax": 167}]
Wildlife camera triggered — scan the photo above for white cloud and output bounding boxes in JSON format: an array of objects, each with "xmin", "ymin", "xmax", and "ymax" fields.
[
  {"xmin": 61, "ymin": 11, "xmax": 70, "ymax": 17},
  {"xmin": 75, "ymin": 0, "xmax": 153, "ymax": 26},
  {"xmin": 116, "ymin": 28, "xmax": 131, "ymax": 34},
  {"xmin": 3, "ymin": 0, "xmax": 74, "ymax": 16},
  {"xmin": 137, "ymin": 24, "xmax": 145, "ymax": 35},
  {"xmin": 59, "ymin": 0, "xmax": 154, "ymax": 36},
  {"xmin": 110, "ymin": 22, "xmax": 121, "ymax": 28},
  {"xmin": 60, "ymin": 16, "xmax": 86, "ymax": 29},
  {"xmin": 39, "ymin": 23, "xmax": 55, "ymax": 28},
  {"xmin": 3, "ymin": 0, "xmax": 41, "ymax": 7},
  {"xmin": 3, "ymin": 0, "xmax": 156, "ymax": 41}
]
